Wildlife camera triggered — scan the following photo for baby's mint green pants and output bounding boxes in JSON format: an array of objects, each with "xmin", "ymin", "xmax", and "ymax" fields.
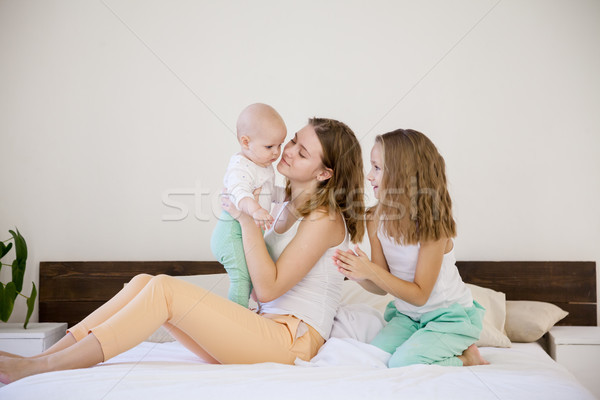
[
  {"xmin": 371, "ymin": 301, "xmax": 485, "ymax": 367},
  {"xmin": 210, "ymin": 211, "xmax": 252, "ymax": 307}
]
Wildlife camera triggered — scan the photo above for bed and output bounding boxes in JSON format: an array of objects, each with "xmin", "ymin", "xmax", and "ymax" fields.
[{"xmin": 1, "ymin": 260, "xmax": 597, "ymax": 399}]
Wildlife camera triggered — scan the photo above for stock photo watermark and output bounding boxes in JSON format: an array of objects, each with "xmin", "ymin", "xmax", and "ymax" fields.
[
  {"xmin": 161, "ymin": 180, "xmax": 215, "ymax": 222},
  {"xmin": 161, "ymin": 181, "xmax": 442, "ymax": 222}
]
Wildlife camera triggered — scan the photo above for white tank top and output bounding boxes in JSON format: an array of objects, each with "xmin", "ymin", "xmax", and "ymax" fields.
[
  {"xmin": 259, "ymin": 203, "xmax": 349, "ymax": 339},
  {"xmin": 378, "ymin": 229, "xmax": 473, "ymax": 320}
]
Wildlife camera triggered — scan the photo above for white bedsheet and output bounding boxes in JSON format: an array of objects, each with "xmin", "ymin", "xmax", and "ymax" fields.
[{"xmin": 1, "ymin": 341, "xmax": 593, "ymax": 400}]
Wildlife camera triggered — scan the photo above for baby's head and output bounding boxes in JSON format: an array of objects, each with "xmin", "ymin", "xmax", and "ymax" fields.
[{"xmin": 237, "ymin": 103, "xmax": 287, "ymax": 167}]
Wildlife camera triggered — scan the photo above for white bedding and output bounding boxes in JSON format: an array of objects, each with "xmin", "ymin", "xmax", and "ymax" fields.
[
  {"xmin": 1, "ymin": 340, "xmax": 593, "ymax": 400},
  {"xmin": 2, "ymin": 277, "xmax": 594, "ymax": 399}
]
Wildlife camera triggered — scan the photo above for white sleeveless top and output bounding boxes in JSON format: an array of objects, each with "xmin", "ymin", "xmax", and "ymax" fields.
[
  {"xmin": 378, "ymin": 229, "xmax": 473, "ymax": 320},
  {"xmin": 259, "ymin": 203, "xmax": 349, "ymax": 339}
]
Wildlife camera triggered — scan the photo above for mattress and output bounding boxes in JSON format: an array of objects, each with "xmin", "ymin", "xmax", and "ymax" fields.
[{"xmin": 1, "ymin": 340, "xmax": 593, "ymax": 400}]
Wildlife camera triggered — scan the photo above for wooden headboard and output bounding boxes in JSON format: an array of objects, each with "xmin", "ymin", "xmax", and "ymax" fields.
[
  {"xmin": 39, "ymin": 261, "xmax": 597, "ymax": 328},
  {"xmin": 457, "ymin": 261, "xmax": 596, "ymax": 326},
  {"xmin": 39, "ymin": 261, "xmax": 225, "ymax": 328}
]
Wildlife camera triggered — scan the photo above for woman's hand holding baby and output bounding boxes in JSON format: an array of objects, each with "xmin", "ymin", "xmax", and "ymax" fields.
[{"xmin": 220, "ymin": 192, "xmax": 245, "ymax": 221}]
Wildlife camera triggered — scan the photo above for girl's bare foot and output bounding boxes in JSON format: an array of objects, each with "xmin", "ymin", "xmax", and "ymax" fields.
[{"xmin": 458, "ymin": 344, "xmax": 489, "ymax": 366}]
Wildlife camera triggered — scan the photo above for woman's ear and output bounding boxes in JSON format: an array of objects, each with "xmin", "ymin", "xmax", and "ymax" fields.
[
  {"xmin": 240, "ymin": 136, "xmax": 250, "ymax": 149},
  {"xmin": 317, "ymin": 167, "xmax": 333, "ymax": 182}
]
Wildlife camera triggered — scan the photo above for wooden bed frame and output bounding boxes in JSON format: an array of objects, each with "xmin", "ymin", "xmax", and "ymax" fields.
[{"xmin": 38, "ymin": 261, "xmax": 597, "ymax": 328}]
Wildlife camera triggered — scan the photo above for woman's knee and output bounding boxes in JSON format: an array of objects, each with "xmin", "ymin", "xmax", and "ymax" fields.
[
  {"xmin": 130, "ymin": 273, "xmax": 153, "ymax": 286},
  {"xmin": 149, "ymin": 274, "xmax": 173, "ymax": 287},
  {"xmin": 130, "ymin": 274, "xmax": 174, "ymax": 291}
]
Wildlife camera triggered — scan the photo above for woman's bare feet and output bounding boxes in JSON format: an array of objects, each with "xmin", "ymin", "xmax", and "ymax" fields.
[
  {"xmin": 0, "ymin": 356, "xmax": 42, "ymax": 384},
  {"xmin": 458, "ymin": 344, "xmax": 489, "ymax": 366}
]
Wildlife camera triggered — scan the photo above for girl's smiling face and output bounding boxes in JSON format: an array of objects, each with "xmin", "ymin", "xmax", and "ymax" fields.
[{"xmin": 366, "ymin": 142, "xmax": 383, "ymax": 199}]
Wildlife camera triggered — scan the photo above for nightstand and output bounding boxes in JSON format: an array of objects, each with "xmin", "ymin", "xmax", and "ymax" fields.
[
  {"xmin": 0, "ymin": 322, "xmax": 67, "ymax": 356},
  {"xmin": 548, "ymin": 326, "xmax": 600, "ymax": 398}
]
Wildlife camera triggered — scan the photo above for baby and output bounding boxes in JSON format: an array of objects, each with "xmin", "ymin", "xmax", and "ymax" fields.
[{"xmin": 210, "ymin": 103, "xmax": 287, "ymax": 307}]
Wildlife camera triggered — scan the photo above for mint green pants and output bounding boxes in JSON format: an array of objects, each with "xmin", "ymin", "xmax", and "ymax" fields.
[
  {"xmin": 371, "ymin": 301, "xmax": 485, "ymax": 367},
  {"xmin": 210, "ymin": 211, "xmax": 252, "ymax": 307}
]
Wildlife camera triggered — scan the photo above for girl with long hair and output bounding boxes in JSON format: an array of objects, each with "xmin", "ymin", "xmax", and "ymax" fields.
[{"xmin": 334, "ymin": 129, "xmax": 488, "ymax": 367}]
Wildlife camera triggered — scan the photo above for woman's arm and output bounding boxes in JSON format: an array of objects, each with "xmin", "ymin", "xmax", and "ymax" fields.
[
  {"xmin": 229, "ymin": 204, "xmax": 345, "ymax": 303},
  {"xmin": 335, "ymin": 237, "xmax": 448, "ymax": 307}
]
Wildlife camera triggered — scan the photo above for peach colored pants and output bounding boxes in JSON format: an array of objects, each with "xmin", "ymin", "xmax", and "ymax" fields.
[{"xmin": 67, "ymin": 274, "xmax": 324, "ymax": 364}]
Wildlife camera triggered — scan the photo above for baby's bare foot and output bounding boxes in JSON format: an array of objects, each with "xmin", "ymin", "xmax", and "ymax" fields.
[{"xmin": 459, "ymin": 344, "xmax": 489, "ymax": 366}]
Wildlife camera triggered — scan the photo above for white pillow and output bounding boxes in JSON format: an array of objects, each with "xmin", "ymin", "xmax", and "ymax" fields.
[
  {"xmin": 340, "ymin": 280, "xmax": 394, "ymax": 314},
  {"xmin": 330, "ymin": 303, "xmax": 385, "ymax": 343},
  {"xmin": 328, "ymin": 281, "xmax": 394, "ymax": 343},
  {"xmin": 466, "ymin": 284, "xmax": 511, "ymax": 348}
]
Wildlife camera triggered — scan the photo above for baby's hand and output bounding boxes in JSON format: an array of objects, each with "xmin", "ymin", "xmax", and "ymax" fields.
[{"xmin": 252, "ymin": 208, "xmax": 274, "ymax": 231}]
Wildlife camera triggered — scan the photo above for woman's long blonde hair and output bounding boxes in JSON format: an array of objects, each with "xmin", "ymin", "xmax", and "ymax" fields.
[
  {"xmin": 370, "ymin": 129, "xmax": 456, "ymax": 245},
  {"xmin": 285, "ymin": 118, "xmax": 365, "ymax": 243}
]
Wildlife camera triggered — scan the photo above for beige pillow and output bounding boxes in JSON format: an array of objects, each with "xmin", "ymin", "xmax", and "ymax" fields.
[
  {"xmin": 505, "ymin": 301, "xmax": 568, "ymax": 342},
  {"xmin": 466, "ymin": 284, "xmax": 511, "ymax": 348}
]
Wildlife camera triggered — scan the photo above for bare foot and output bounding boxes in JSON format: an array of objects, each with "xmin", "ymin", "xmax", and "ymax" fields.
[
  {"xmin": 458, "ymin": 344, "xmax": 489, "ymax": 366},
  {"xmin": 0, "ymin": 356, "xmax": 40, "ymax": 384}
]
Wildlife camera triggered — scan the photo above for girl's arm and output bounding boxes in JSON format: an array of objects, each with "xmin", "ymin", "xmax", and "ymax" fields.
[
  {"xmin": 226, "ymin": 201, "xmax": 345, "ymax": 303},
  {"xmin": 335, "ymin": 237, "xmax": 448, "ymax": 307}
]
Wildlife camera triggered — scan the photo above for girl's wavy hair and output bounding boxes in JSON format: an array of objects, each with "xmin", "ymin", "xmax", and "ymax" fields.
[
  {"xmin": 285, "ymin": 117, "xmax": 365, "ymax": 243},
  {"xmin": 370, "ymin": 129, "xmax": 456, "ymax": 245}
]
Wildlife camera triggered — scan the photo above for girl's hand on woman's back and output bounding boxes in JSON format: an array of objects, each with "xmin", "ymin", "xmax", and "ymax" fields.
[{"xmin": 333, "ymin": 245, "xmax": 377, "ymax": 282}]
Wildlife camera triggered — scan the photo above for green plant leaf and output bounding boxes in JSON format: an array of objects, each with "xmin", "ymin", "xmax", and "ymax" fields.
[
  {"xmin": 0, "ymin": 282, "xmax": 17, "ymax": 322},
  {"xmin": 9, "ymin": 229, "xmax": 27, "ymax": 266},
  {"xmin": 24, "ymin": 282, "xmax": 37, "ymax": 329},
  {"xmin": 0, "ymin": 241, "xmax": 12, "ymax": 260},
  {"xmin": 7, "ymin": 230, "xmax": 27, "ymax": 292},
  {"xmin": 0, "ymin": 283, "xmax": 4, "ymax": 321},
  {"xmin": 12, "ymin": 258, "xmax": 26, "ymax": 293}
]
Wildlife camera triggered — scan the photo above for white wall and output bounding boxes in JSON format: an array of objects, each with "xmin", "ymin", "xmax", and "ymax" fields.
[{"xmin": 1, "ymin": 0, "xmax": 599, "ymax": 324}]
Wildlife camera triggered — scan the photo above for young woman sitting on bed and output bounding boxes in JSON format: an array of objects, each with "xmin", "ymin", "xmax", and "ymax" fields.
[{"xmin": 0, "ymin": 117, "xmax": 366, "ymax": 384}]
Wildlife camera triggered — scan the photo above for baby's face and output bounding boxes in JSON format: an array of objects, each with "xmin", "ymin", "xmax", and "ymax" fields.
[{"xmin": 244, "ymin": 126, "xmax": 287, "ymax": 167}]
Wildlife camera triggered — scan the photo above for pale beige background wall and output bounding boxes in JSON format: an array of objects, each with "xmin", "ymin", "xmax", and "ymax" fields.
[{"xmin": 1, "ymin": 0, "xmax": 599, "ymax": 323}]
